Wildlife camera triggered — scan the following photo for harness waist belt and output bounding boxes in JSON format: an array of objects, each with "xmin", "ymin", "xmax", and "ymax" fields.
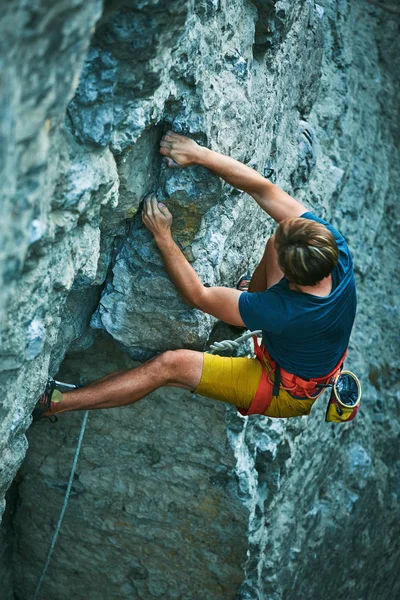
[{"xmin": 239, "ymin": 336, "xmax": 347, "ymax": 416}]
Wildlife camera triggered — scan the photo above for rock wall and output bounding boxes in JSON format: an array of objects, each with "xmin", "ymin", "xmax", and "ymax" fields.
[{"xmin": 1, "ymin": 1, "xmax": 399, "ymax": 599}]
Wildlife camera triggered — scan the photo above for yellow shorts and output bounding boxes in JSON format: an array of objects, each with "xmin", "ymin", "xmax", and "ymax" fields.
[{"xmin": 195, "ymin": 353, "xmax": 315, "ymax": 418}]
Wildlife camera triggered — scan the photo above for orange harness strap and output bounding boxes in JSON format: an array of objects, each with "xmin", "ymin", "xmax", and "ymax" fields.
[
  {"xmin": 239, "ymin": 336, "xmax": 347, "ymax": 417},
  {"xmin": 238, "ymin": 338, "xmax": 274, "ymax": 416}
]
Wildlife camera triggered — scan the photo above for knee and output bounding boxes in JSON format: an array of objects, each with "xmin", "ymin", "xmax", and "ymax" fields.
[
  {"xmin": 266, "ymin": 233, "xmax": 278, "ymax": 254},
  {"xmin": 267, "ymin": 233, "xmax": 276, "ymax": 247},
  {"xmin": 157, "ymin": 350, "xmax": 187, "ymax": 383}
]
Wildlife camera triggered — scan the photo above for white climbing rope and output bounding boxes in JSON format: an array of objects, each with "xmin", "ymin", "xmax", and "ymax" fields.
[
  {"xmin": 32, "ymin": 410, "xmax": 89, "ymax": 600},
  {"xmin": 207, "ymin": 330, "xmax": 262, "ymax": 354}
]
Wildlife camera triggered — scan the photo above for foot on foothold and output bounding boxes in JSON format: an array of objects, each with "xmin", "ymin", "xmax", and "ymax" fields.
[
  {"xmin": 32, "ymin": 378, "xmax": 63, "ymax": 423},
  {"xmin": 236, "ymin": 274, "xmax": 252, "ymax": 293}
]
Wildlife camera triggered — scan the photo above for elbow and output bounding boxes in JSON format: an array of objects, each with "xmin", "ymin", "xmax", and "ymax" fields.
[
  {"xmin": 180, "ymin": 290, "xmax": 201, "ymax": 309},
  {"xmin": 184, "ymin": 296, "xmax": 199, "ymax": 309},
  {"xmin": 186, "ymin": 286, "xmax": 208, "ymax": 311},
  {"xmin": 188, "ymin": 296, "xmax": 203, "ymax": 310},
  {"xmin": 252, "ymin": 180, "xmax": 272, "ymax": 205}
]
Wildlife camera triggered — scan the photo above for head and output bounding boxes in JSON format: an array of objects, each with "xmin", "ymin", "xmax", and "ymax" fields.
[{"xmin": 274, "ymin": 218, "xmax": 339, "ymax": 286}]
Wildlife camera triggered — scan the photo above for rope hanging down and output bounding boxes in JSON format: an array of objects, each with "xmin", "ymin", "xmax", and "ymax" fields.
[{"xmin": 32, "ymin": 410, "xmax": 89, "ymax": 600}]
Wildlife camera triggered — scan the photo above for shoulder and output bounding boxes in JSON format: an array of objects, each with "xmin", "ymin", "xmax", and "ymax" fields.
[
  {"xmin": 239, "ymin": 287, "xmax": 288, "ymax": 333},
  {"xmin": 239, "ymin": 287, "xmax": 286, "ymax": 310}
]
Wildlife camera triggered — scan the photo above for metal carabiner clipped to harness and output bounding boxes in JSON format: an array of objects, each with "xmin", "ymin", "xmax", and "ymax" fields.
[{"xmin": 325, "ymin": 370, "xmax": 362, "ymax": 423}]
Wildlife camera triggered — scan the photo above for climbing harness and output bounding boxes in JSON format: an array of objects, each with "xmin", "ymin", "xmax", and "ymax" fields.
[
  {"xmin": 238, "ymin": 336, "xmax": 348, "ymax": 416},
  {"xmin": 32, "ymin": 383, "xmax": 88, "ymax": 600},
  {"xmin": 208, "ymin": 331, "xmax": 361, "ymax": 421}
]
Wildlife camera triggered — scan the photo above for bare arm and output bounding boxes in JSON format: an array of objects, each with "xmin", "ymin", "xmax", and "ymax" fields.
[
  {"xmin": 160, "ymin": 131, "xmax": 307, "ymax": 223},
  {"xmin": 141, "ymin": 195, "xmax": 245, "ymax": 327}
]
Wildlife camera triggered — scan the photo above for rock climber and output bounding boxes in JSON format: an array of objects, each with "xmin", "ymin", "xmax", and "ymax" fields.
[{"xmin": 34, "ymin": 131, "xmax": 357, "ymax": 422}]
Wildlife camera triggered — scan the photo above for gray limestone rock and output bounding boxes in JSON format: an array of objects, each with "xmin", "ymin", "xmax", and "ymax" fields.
[
  {"xmin": 1, "ymin": 0, "xmax": 400, "ymax": 599},
  {"xmin": 13, "ymin": 338, "xmax": 249, "ymax": 600}
]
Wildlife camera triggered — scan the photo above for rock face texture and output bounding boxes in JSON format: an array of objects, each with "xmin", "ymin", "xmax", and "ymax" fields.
[{"xmin": 1, "ymin": 1, "xmax": 399, "ymax": 599}]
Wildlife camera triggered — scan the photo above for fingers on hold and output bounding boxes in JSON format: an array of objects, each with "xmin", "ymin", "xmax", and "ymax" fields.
[
  {"xmin": 165, "ymin": 157, "xmax": 180, "ymax": 168},
  {"xmin": 159, "ymin": 203, "xmax": 171, "ymax": 217},
  {"xmin": 143, "ymin": 193, "xmax": 156, "ymax": 215},
  {"xmin": 160, "ymin": 142, "xmax": 174, "ymax": 153},
  {"xmin": 150, "ymin": 196, "xmax": 159, "ymax": 212}
]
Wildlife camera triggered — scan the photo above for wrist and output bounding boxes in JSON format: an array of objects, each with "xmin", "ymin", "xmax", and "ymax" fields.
[
  {"xmin": 193, "ymin": 145, "xmax": 209, "ymax": 166},
  {"xmin": 154, "ymin": 230, "xmax": 173, "ymax": 247}
]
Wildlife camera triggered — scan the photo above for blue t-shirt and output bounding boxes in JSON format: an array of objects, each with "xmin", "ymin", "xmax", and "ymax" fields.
[{"xmin": 239, "ymin": 212, "xmax": 357, "ymax": 378}]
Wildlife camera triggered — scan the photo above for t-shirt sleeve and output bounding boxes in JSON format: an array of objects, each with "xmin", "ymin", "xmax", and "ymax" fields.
[
  {"xmin": 301, "ymin": 211, "xmax": 353, "ymax": 272},
  {"xmin": 239, "ymin": 289, "xmax": 287, "ymax": 334}
]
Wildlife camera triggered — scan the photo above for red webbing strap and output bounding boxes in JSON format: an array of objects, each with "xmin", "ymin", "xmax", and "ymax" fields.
[
  {"xmin": 263, "ymin": 346, "xmax": 348, "ymax": 393},
  {"xmin": 238, "ymin": 336, "xmax": 274, "ymax": 416},
  {"xmin": 238, "ymin": 337, "xmax": 348, "ymax": 417}
]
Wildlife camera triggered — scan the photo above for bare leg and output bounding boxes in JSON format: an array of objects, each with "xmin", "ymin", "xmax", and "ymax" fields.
[
  {"xmin": 248, "ymin": 234, "xmax": 284, "ymax": 292},
  {"xmin": 84, "ymin": 370, "xmax": 126, "ymax": 387},
  {"xmin": 47, "ymin": 350, "xmax": 204, "ymax": 416}
]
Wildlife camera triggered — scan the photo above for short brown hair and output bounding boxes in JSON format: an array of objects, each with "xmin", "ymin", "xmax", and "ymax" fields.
[{"xmin": 275, "ymin": 218, "xmax": 339, "ymax": 286}]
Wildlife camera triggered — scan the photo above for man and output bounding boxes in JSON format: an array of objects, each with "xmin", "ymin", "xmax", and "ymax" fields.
[{"xmin": 35, "ymin": 132, "xmax": 357, "ymax": 420}]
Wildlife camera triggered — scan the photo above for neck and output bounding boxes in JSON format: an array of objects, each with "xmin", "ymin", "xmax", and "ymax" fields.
[{"xmin": 288, "ymin": 274, "xmax": 332, "ymax": 297}]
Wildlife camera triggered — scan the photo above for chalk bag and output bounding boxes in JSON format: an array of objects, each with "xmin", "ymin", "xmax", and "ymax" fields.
[{"xmin": 325, "ymin": 370, "xmax": 362, "ymax": 423}]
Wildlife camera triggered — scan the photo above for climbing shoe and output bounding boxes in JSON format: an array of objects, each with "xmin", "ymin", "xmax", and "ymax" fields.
[
  {"xmin": 325, "ymin": 370, "xmax": 362, "ymax": 423},
  {"xmin": 32, "ymin": 378, "xmax": 62, "ymax": 423},
  {"xmin": 236, "ymin": 273, "xmax": 252, "ymax": 292}
]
